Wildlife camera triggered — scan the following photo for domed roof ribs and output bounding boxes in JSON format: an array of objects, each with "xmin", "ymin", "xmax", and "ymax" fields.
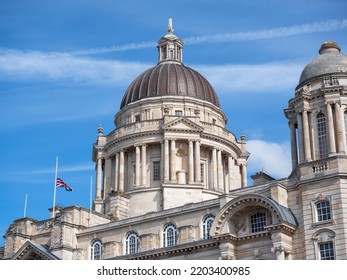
[
  {"xmin": 180, "ymin": 64, "xmax": 189, "ymax": 96},
  {"xmin": 147, "ymin": 65, "xmax": 158, "ymax": 98},
  {"xmin": 132, "ymin": 71, "xmax": 144, "ymax": 103},
  {"xmin": 172, "ymin": 64, "xmax": 179, "ymax": 95},
  {"xmin": 139, "ymin": 67, "xmax": 151, "ymax": 100},
  {"xmin": 157, "ymin": 62, "xmax": 167, "ymax": 97},
  {"xmin": 119, "ymin": 20, "xmax": 221, "ymax": 109}
]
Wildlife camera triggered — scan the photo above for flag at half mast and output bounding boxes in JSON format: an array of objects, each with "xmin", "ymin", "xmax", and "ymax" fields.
[{"xmin": 56, "ymin": 178, "xmax": 73, "ymax": 191}]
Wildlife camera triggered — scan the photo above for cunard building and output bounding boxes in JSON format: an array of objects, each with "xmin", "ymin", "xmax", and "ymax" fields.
[{"xmin": 2, "ymin": 20, "xmax": 347, "ymax": 260}]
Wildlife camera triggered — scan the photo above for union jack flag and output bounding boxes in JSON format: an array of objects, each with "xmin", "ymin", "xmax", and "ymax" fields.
[{"xmin": 56, "ymin": 178, "xmax": 73, "ymax": 191}]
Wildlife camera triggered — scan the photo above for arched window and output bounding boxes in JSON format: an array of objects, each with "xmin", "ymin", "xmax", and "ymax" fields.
[
  {"xmin": 250, "ymin": 212, "xmax": 266, "ymax": 233},
  {"xmin": 202, "ymin": 214, "xmax": 215, "ymax": 240},
  {"xmin": 91, "ymin": 239, "xmax": 102, "ymax": 260},
  {"xmin": 317, "ymin": 112, "xmax": 328, "ymax": 158},
  {"xmin": 316, "ymin": 200, "xmax": 332, "ymax": 222},
  {"xmin": 163, "ymin": 223, "xmax": 177, "ymax": 247},
  {"xmin": 125, "ymin": 231, "xmax": 139, "ymax": 255}
]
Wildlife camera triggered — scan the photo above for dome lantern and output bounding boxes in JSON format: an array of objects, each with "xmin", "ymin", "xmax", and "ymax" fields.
[{"xmin": 157, "ymin": 18, "xmax": 184, "ymax": 64}]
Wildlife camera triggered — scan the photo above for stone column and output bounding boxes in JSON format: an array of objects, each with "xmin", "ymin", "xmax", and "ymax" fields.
[
  {"xmin": 212, "ymin": 148, "xmax": 217, "ymax": 189},
  {"xmin": 104, "ymin": 157, "xmax": 112, "ymax": 197},
  {"xmin": 296, "ymin": 112, "xmax": 305, "ymax": 163},
  {"xmin": 141, "ymin": 144, "xmax": 147, "ymax": 186},
  {"xmin": 219, "ymin": 241, "xmax": 236, "ymax": 260},
  {"xmin": 302, "ymin": 110, "xmax": 312, "ymax": 161},
  {"xmin": 96, "ymin": 153, "xmax": 103, "ymax": 199},
  {"xmin": 217, "ymin": 150, "xmax": 224, "ymax": 190},
  {"xmin": 335, "ymin": 102, "xmax": 346, "ymax": 154},
  {"xmin": 114, "ymin": 152, "xmax": 119, "ymax": 191},
  {"xmin": 188, "ymin": 140, "xmax": 194, "ymax": 183},
  {"xmin": 289, "ymin": 122, "xmax": 298, "ymax": 169},
  {"xmin": 273, "ymin": 246, "xmax": 285, "ymax": 260},
  {"xmin": 194, "ymin": 140, "xmax": 201, "ymax": 182},
  {"xmin": 119, "ymin": 150, "xmax": 125, "ymax": 192},
  {"xmin": 227, "ymin": 155, "xmax": 233, "ymax": 192},
  {"xmin": 135, "ymin": 145, "xmax": 141, "ymax": 187},
  {"xmin": 241, "ymin": 163, "xmax": 247, "ymax": 188},
  {"xmin": 326, "ymin": 102, "xmax": 336, "ymax": 155},
  {"xmin": 164, "ymin": 139, "xmax": 169, "ymax": 182},
  {"xmin": 170, "ymin": 139, "xmax": 176, "ymax": 182}
]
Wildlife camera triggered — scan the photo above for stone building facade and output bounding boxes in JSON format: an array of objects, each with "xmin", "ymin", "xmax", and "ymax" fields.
[{"xmin": 2, "ymin": 21, "xmax": 347, "ymax": 260}]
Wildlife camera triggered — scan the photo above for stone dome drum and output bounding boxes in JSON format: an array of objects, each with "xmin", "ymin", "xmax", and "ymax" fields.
[
  {"xmin": 297, "ymin": 40, "xmax": 347, "ymax": 88},
  {"xmin": 120, "ymin": 63, "xmax": 220, "ymax": 109}
]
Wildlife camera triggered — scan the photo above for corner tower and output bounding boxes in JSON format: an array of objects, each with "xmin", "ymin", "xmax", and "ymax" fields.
[
  {"xmin": 92, "ymin": 19, "xmax": 249, "ymax": 219},
  {"xmin": 285, "ymin": 41, "xmax": 347, "ymax": 177}
]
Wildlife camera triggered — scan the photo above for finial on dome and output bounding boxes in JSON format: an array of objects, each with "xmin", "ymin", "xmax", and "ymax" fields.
[
  {"xmin": 98, "ymin": 124, "xmax": 104, "ymax": 136},
  {"xmin": 168, "ymin": 18, "xmax": 174, "ymax": 34},
  {"xmin": 319, "ymin": 40, "xmax": 341, "ymax": 54}
]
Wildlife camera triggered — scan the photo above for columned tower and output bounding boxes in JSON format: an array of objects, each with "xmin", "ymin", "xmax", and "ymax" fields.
[{"xmin": 285, "ymin": 41, "xmax": 347, "ymax": 177}]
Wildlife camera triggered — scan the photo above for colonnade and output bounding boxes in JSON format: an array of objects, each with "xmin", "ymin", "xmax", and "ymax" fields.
[
  {"xmin": 94, "ymin": 138, "xmax": 247, "ymax": 199},
  {"xmin": 289, "ymin": 101, "xmax": 346, "ymax": 168}
]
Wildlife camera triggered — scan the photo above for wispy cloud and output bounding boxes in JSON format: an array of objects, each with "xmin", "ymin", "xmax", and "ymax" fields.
[
  {"xmin": 21, "ymin": 163, "xmax": 94, "ymax": 175},
  {"xmin": 0, "ymin": 48, "xmax": 302, "ymax": 93},
  {"xmin": 72, "ymin": 41, "xmax": 156, "ymax": 55},
  {"xmin": 185, "ymin": 19, "xmax": 347, "ymax": 44},
  {"xmin": 0, "ymin": 48, "xmax": 151, "ymax": 86},
  {"xmin": 195, "ymin": 62, "xmax": 302, "ymax": 94},
  {"xmin": 71, "ymin": 19, "xmax": 347, "ymax": 55}
]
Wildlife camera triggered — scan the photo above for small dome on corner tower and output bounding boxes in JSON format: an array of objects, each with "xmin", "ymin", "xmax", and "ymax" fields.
[{"xmin": 319, "ymin": 40, "xmax": 341, "ymax": 54}]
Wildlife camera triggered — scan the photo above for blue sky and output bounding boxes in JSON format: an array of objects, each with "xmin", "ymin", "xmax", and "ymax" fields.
[{"xmin": 1, "ymin": 0, "xmax": 347, "ymax": 246}]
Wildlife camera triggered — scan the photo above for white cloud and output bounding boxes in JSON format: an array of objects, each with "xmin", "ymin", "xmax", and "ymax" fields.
[
  {"xmin": 185, "ymin": 19, "xmax": 347, "ymax": 44},
  {"xmin": 247, "ymin": 139, "xmax": 292, "ymax": 179},
  {"xmin": 70, "ymin": 19, "xmax": 347, "ymax": 55},
  {"xmin": 195, "ymin": 63, "xmax": 302, "ymax": 93},
  {"xmin": 0, "ymin": 48, "xmax": 151, "ymax": 86},
  {"xmin": 21, "ymin": 163, "xmax": 95, "ymax": 175},
  {"xmin": 0, "ymin": 48, "xmax": 302, "ymax": 94}
]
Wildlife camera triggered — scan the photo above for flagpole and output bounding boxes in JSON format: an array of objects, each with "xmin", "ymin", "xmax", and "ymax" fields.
[
  {"xmin": 23, "ymin": 193, "xmax": 28, "ymax": 217},
  {"xmin": 89, "ymin": 175, "xmax": 93, "ymax": 216},
  {"xmin": 52, "ymin": 156, "xmax": 58, "ymax": 218}
]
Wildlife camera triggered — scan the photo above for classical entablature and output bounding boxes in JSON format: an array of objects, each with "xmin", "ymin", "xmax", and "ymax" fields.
[
  {"xmin": 211, "ymin": 194, "xmax": 297, "ymax": 239},
  {"xmin": 11, "ymin": 240, "xmax": 60, "ymax": 260}
]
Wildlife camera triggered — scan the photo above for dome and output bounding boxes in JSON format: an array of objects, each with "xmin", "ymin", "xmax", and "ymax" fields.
[
  {"xmin": 297, "ymin": 40, "xmax": 347, "ymax": 88},
  {"xmin": 120, "ymin": 63, "xmax": 220, "ymax": 109},
  {"xmin": 120, "ymin": 18, "xmax": 220, "ymax": 109}
]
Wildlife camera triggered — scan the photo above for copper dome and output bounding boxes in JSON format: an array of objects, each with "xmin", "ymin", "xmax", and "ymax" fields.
[{"xmin": 120, "ymin": 63, "xmax": 220, "ymax": 109}]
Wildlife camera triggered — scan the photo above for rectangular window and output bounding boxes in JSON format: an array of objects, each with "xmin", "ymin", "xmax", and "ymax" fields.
[
  {"xmin": 153, "ymin": 161, "xmax": 160, "ymax": 181},
  {"xmin": 200, "ymin": 163, "xmax": 204, "ymax": 183},
  {"xmin": 319, "ymin": 242, "xmax": 335, "ymax": 260},
  {"xmin": 250, "ymin": 212, "xmax": 266, "ymax": 233},
  {"xmin": 132, "ymin": 165, "xmax": 136, "ymax": 186},
  {"xmin": 135, "ymin": 114, "xmax": 141, "ymax": 123},
  {"xmin": 317, "ymin": 200, "xmax": 332, "ymax": 222},
  {"xmin": 175, "ymin": 110, "xmax": 183, "ymax": 116}
]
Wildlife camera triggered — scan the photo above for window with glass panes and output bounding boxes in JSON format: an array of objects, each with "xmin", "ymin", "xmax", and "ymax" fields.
[
  {"xmin": 91, "ymin": 239, "xmax": 102, "ymax": 260},
  {"xmin": 316, "ymin": 200, "xmax": 332, "ymax": 222},
  {"xmin": 153, "ymin": 161, "xmax": 160, "ymax": 181},
  {"xmin": 202, "ymin": 214, "xmax": 215, "ymax": 239},
  {"xmin": 317, "ymin": 113, "xmax": 328, "ymax": 158},
  {"xmin": 163, "ymin": 223, "xmax": 177, "ymax": 247},
  {"xmin": 319, "ymin": 242, "xmax": 335, "ymax": 260},
  {"xmin": 125, "ymin": 231, "xmax": 139, "ymax": 255},
  {"xmin": 250, "ymin": 212, "xmax": 266, "ymax": 233}
]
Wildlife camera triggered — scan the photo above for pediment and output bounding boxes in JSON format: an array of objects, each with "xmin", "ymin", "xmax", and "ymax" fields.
[
  {"xmin": 162, "ymin": 117, "xmax": 204, "ymax": 132},
  {"xmin": 11, "ymin": 240, "xmax": 60, "ymax": 260}
]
